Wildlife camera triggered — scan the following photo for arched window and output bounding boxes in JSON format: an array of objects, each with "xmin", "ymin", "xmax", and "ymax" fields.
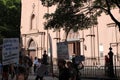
[{"xmin": 30, "ymin": 3, "xmax": 36, "ymax": 30}]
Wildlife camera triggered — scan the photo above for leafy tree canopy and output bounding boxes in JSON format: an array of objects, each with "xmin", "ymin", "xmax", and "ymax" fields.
[
  {"xmin": 41, "ymin": 0, "xmax": 98, "ymax": 38},
  {"xmin": 0, "ymin": 0, "xmax": 21, "ymax": 44},
  {"xmin": 90, "ymin": 0, "xmax": 120, "ymax": 31},
  {"xmin": 41, "ymin": 0, "xmax": 120, "ymax": 38}
]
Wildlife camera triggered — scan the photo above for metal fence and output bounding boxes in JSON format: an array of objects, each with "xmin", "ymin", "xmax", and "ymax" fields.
[
  {"xmin": 80, "ymin": 56, "xmax": 120, "ymax": 79},
  {"xmin": 51, "ymin": 56, "xmax": 120, "ymax": 79},
  {"xmin": 52, "ymin": 56, "xmax": 120, "ymax": 79}
]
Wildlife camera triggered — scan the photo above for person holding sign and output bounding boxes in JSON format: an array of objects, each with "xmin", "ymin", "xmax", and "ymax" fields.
[{"xmin": 2, "ymin": 65, "xmax": 9, "ymax": 80}]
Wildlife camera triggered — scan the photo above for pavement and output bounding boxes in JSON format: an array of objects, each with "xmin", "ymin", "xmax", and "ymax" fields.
[
  {"xmin": 0, "ymin": 73, "xmax": 58, "ymax": 80},
  {"xmin": 28, "ymin": 74, "xmax": 119, "ymax": 80},
  {"xmin": 1, "ymin": 73, "xmax": 118, "ymax": 80},
  {"xmin": 0, "ymin": 73, "xmax": 95, "ymax": 80},
  {"xmin": 28, "ymin": 74, "xmax": 58, "ymax": 80}
]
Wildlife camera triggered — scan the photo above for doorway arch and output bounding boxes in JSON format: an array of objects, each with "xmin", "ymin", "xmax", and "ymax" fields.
[
  {"xmin": 27, "ymin": 38, "xmax": 36, "ymax": 60},
  {"xmin": 63, "ymin": 30, "xmax": 81, "ymax": 59}
]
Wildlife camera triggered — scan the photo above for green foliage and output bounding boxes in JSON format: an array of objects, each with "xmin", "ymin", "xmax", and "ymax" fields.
[
  {"xmin": 41, "ymin": 0, "xmax": 97, "ymax": 38},
  {"xmin": 41, "ymin": 0, "xmax": 120, "ymax": 34},
  {"xmin": 0, "ymin": 0, "xmax": 21, "ymax": 44}
]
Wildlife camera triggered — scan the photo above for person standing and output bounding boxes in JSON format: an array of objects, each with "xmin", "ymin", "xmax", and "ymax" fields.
[
  {"xmin": 2, "ymin": 65, "xmax": 9, "ymax": 80},
  {"xmin": 42, "ymin": 50, "xmax": 48, "ymax": 65},
  {"xmin": 67, "ymin": 61, "xmax": 77, "ymax": 80},
  {"xmin": 16, "ymin": 56, "xmax": 26, "ymax": 80},
  {"xmin": 9, "ymin": 64, "xmax": 15, "ymax": 79},
  {"xmin": 23, "ymin": 56, "xmax": 33, "ymax": 80},
  {"xmin": 35, "ymin": 58, "xmax": 42, "ymax": 80},
  {"xmin": 0, "ymin": 62, "xmax": 2, "ymax": 74},
  {"xmin": 36, "ymin": 58, "xmax": 41, "ymax": 69},
  {"xmin": 33, "ymin": 57, "xmax": 38, "ymax": 73},
  {"xmin": 35, "ymin": 58, "xmax": 48, "ymax": 80},
  {"xmin": 57, "ymin": 59, "xmax": 70, "ymax": 80},
  {"xmin": 105, "ymin": 55, "xmax": 110, "ymax": 76},
  {"xmin": 72, "ymin": 56, "xmax": 84, "ymax": 80}
]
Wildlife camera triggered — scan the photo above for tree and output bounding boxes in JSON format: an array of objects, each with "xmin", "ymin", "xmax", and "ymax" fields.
[
  {"xmin": 0, "ymin": 0, "xmax": 21, "ymax": 44},
  {"xmin": 41, "ymin": 0, "xmax": 98, "ymax": 39},
  {"xmin": 89, "ymin": 0, "xmax": 120, "ymax": 31},
  {"xmin": 40, "ymin": 0, "xmax": 120, "ymax": 38}
]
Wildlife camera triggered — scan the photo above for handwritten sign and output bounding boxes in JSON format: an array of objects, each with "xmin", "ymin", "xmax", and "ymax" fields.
[
  {"xmin": 57, "ymin": 42, "xmax": 69, "ymax": 60},
  {"xmin": 2, "ymin": 38, "xmax": 19, "ymax": 65}
]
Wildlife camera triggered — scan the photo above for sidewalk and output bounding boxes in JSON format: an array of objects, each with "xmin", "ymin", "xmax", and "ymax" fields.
[
  {"xmin": 1, "ymin": 73, "xmax": 118, "ymax": 80},
  {"xmin": 0, "ymin": 73, "xmax": 58, "ymax": 80},
  {"xmin": 28, "ymin": 74, "xmax": 58, "ymax": 80}
]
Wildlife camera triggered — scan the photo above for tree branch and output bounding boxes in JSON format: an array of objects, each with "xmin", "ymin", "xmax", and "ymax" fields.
[
  {"xmin": 111, "ymin": 0, "xmax": 120, "ymax": 9},
  {"xmin": 106, "ymin": 0, "xmax": 120, "ymax": 30},
  {"xmin": 91, "ymin": 6, "xmax": 108, "ymax": 12}
]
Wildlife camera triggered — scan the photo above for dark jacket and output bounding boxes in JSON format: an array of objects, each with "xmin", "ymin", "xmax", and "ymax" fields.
[{"xmin": 59, "ymin": 67, "xmax": 70, "ymax": 80}]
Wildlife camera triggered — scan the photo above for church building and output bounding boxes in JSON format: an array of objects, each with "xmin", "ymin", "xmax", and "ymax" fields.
[{"xmin": 20, "ymin": 0, "xmax": 120, "ymax": 65}]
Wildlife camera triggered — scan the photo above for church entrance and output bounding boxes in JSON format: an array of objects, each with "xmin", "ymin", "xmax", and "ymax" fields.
[
  {"xmin": 68, "ymin": 41, "xmax": 80, "ymax": 58},
  {"xmin": 66, "ymin": 30, "xmax": 81, "ymax": 59},
  {"xmin": 28, "ymin": 39, "xmax": 36, "ymax": 60}
]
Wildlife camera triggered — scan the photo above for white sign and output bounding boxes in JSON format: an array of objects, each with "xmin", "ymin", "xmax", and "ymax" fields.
[
  {"xmin": 2, "ymin": 38, "xmax": 19, "ymax": 65},
  {"xmin": 57, "ymin": 42, "xmax": 69, "ymax": 59}
]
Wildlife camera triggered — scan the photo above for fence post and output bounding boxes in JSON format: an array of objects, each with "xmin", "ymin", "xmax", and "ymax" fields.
[{"xmin": 108, "ymin": 47, "xmax": 114, "ymax": 77}]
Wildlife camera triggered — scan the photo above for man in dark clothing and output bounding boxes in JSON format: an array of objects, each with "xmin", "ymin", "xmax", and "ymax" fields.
[
  {"xmin": 67, "ymin": 61, "xmax": 77, "ymax": 80},
  {"xmin": 57, "ymin": 59, "xmax": 70, "ymax": 80},
  {"xmin": 2, "ymin": 65, "xmax": 9, "ymax": 80},
  {"xmin": 42, "ymin": 50, "xmax": 48, "ymax": 65}
]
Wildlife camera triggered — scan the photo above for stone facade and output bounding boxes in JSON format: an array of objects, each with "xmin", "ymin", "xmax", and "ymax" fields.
[{"xmin": 20, "ymin": 0, "xmax": 120, "ymax": 64}]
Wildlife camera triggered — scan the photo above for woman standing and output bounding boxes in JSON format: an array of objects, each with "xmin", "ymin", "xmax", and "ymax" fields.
[{"xmin": 105, "ymin": 55, "xmax": 110, "ymax": 76}]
